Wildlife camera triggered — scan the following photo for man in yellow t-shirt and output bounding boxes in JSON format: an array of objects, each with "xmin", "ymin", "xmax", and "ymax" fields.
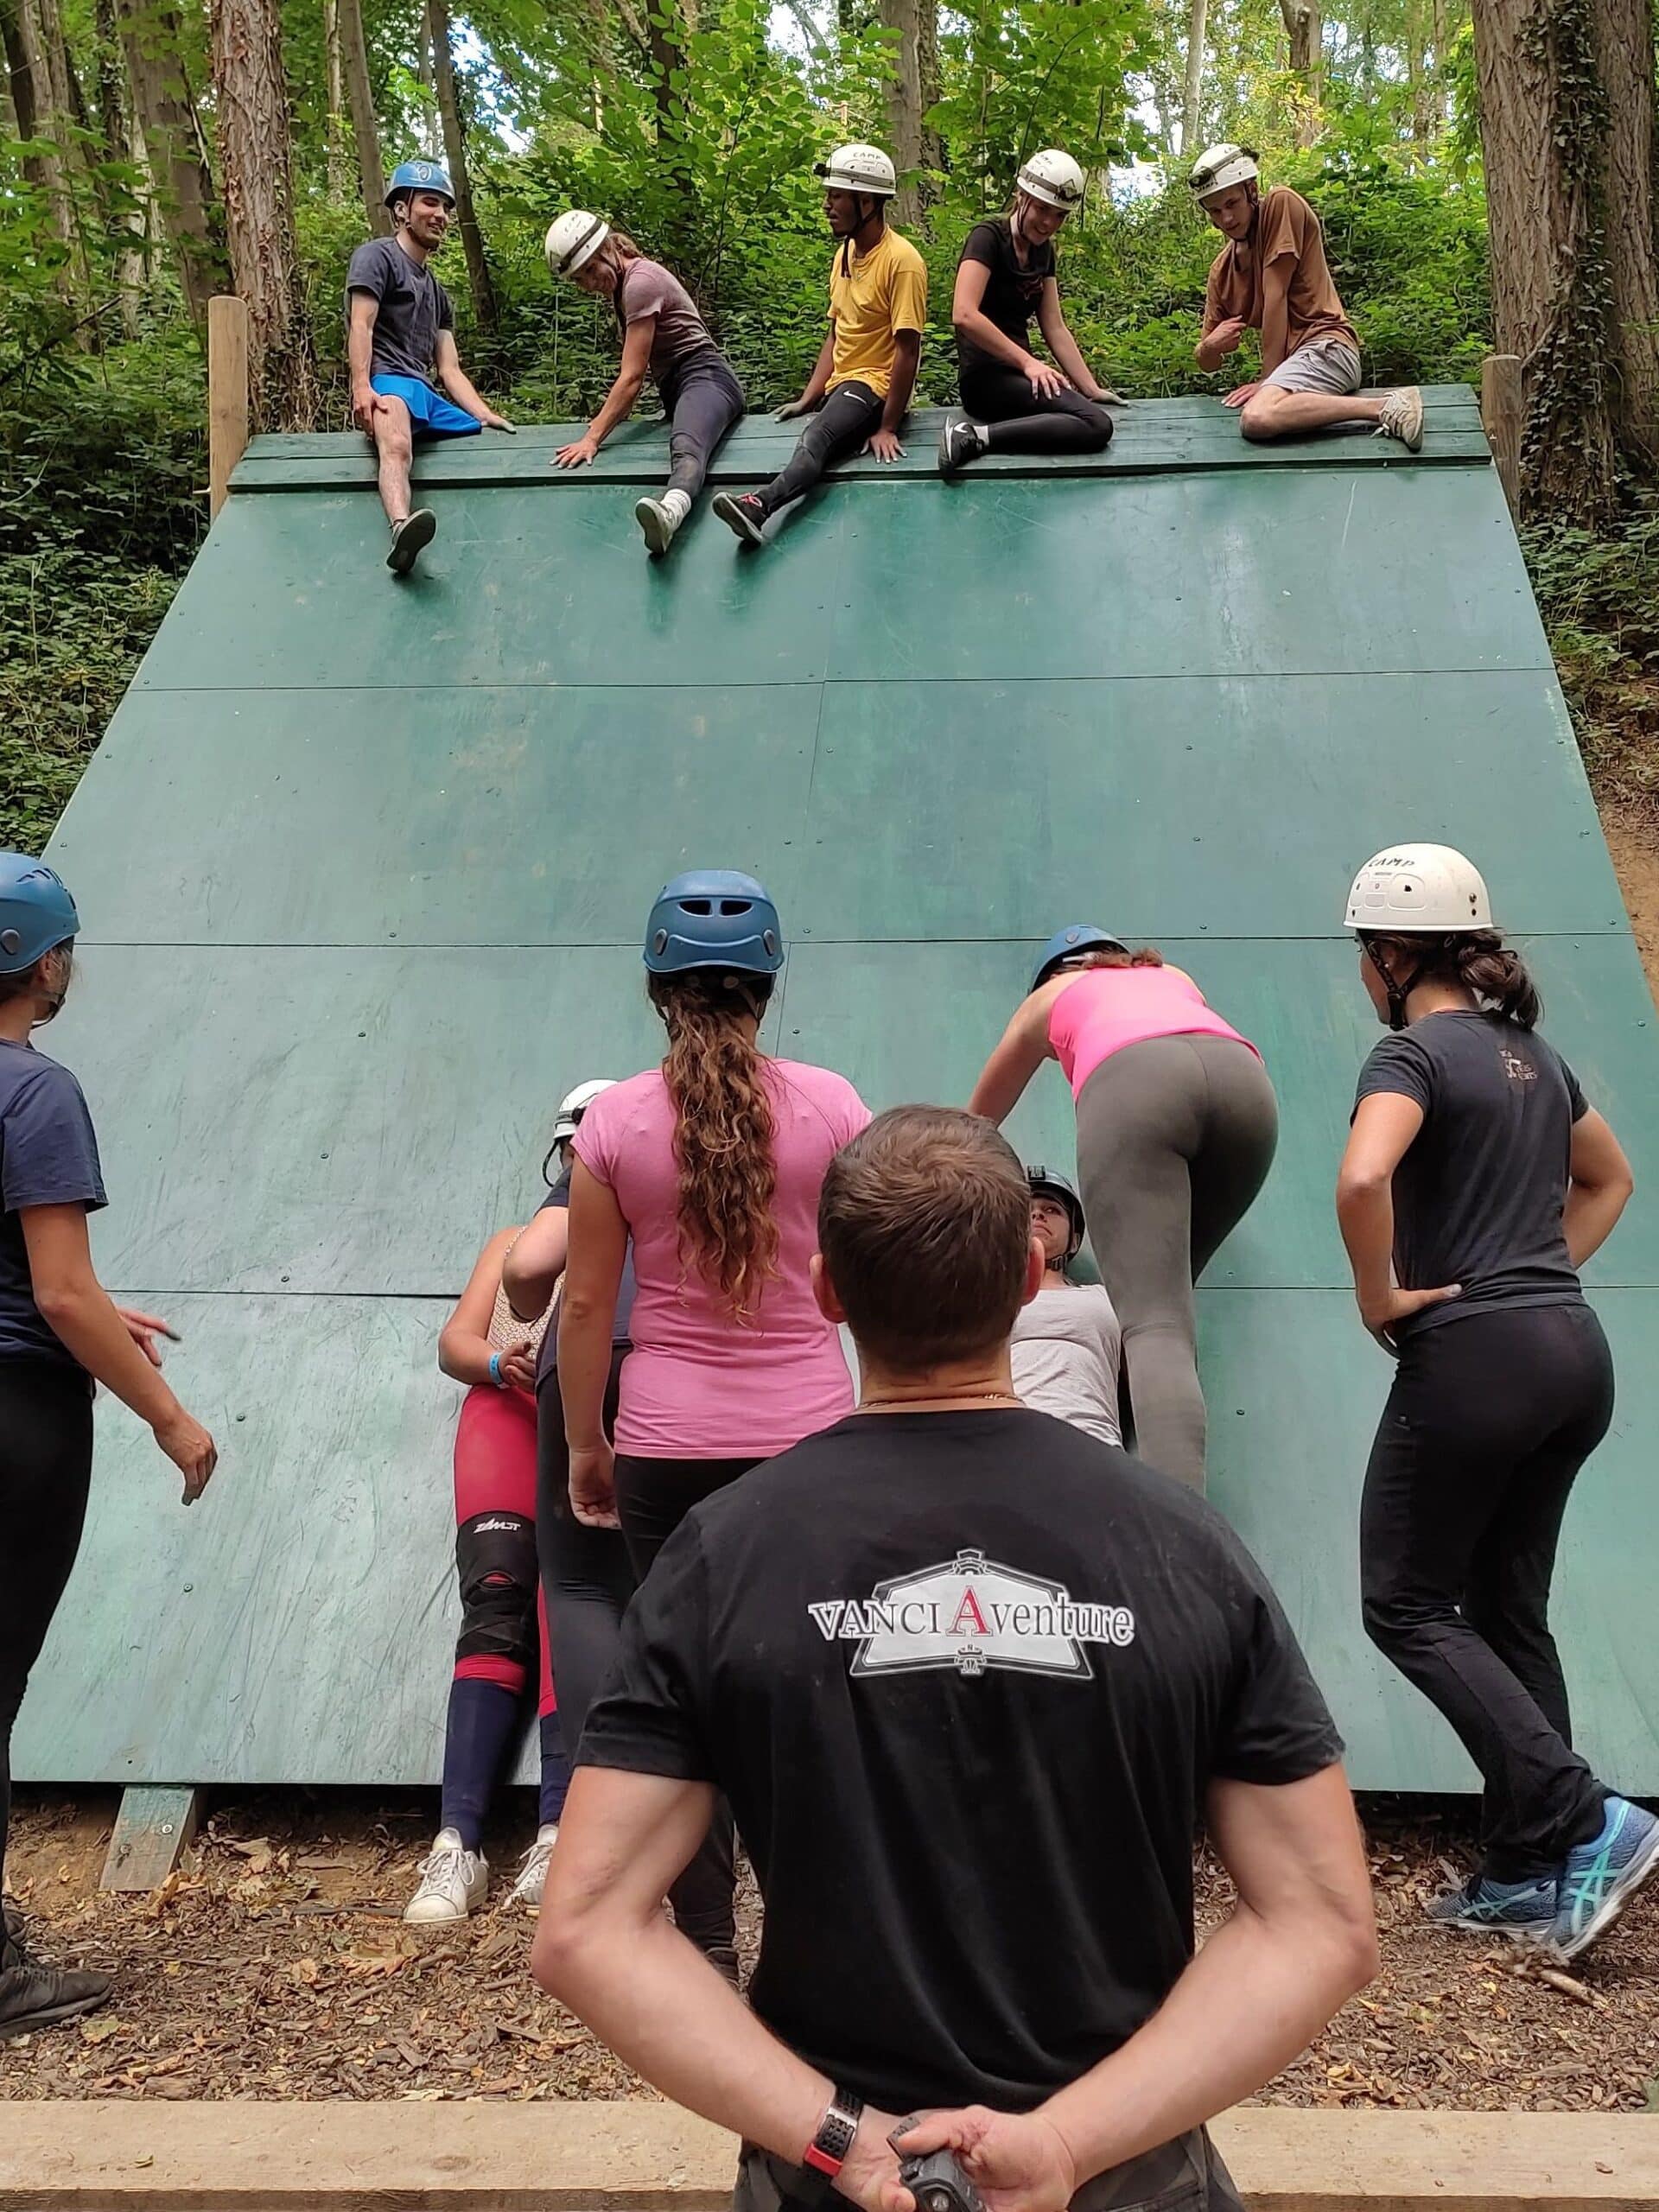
[{"xmin": 714, "ymin": 143, "xmax": 927, "ymax": 548}]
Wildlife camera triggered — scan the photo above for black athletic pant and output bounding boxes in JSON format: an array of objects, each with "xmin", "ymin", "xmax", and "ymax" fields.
[
  {"xmin": 663, "ymin": 356, "xmax": 746, "ymax": 501},
  {"xmin": 0, "ymin": 1360, "xmax": 94, "ymax": 1891},
  {"xmin": 754, "ymin": 382, "xmax": 883, "ymax": 517},
  {"xmin": 536, "ymin": 1350, "xmax": 632, "ymax": 1761},
  {"xmin": 1359, "ymin": 1303, "xmax": 1614, "ymax": 1881},
  {"xmin": 960, "ymin": 362, "xmax": 1113, "ymax": 456},
  {"xmin": 613, "ymin": 1452, "xmax": 764, "ymax": 1966}
]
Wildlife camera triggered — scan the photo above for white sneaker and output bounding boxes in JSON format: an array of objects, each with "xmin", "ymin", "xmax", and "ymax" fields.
[
  {"xmin": 507, "ymin": 1823, "xmax": 559, "ymax": 1914},
  {"xmin": 404, "ymin": 1829, "xmax": 489, "ymax": 1923},
  {"xmin": 1374, "ymin": 386, "xmax": 1424, "ymax": 453}
]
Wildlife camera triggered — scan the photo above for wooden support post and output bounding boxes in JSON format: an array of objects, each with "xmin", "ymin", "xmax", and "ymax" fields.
[
  {"xmin": 99, "ymin": 1784, "xmax": 200, "ymax": 1892},
  {"xmin": 207, "ymin": 293, "xmax": 250, "ymax": 520},
  {"xmin": 1480, "ymin": 352, "xmax": 1522, "ymax": 518}
]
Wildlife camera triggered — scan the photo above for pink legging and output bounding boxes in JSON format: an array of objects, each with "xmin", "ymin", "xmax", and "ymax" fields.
[{"xmin": 453, "ymin": 1383, "xmax": 555, "ymax": 1717}]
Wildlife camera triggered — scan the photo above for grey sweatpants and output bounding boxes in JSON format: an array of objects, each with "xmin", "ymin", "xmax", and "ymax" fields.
[{"xmin": 1075, "ymin": 1034, "xmax": 1278, "ymax": 1490}]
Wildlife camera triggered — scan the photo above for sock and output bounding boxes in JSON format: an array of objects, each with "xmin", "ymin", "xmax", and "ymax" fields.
[
  {"xmin": 969, "ymin": 421, "xmax": 992, "ymax": 454},
  {"xmin": 661, "ymin": 488, "xmax": 690, "ymax": 523},
  {"xmin": 538, "ymin": 1713, "xmax": 572, "ymax": 1827},
  {"xmin": 438, "ymin": 1679, "xmax": 520, "ymax": 1850}
]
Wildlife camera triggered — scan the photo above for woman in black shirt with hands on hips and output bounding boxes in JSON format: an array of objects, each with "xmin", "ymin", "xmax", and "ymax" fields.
[{"xmin": 1337, "ymin": 842, "xmax": 1650, "ymax": 1965}]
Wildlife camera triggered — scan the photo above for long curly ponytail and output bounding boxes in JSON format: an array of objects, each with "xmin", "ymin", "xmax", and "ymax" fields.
[{"xmin": 648, "ymin": 969, "xmax": 780, "ymax": 1317}]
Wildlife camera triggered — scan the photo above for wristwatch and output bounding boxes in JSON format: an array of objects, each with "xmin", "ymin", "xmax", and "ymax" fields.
[{"xmin": 799, "ymin": 2087, "xmax": 864, "ymax": 2199}]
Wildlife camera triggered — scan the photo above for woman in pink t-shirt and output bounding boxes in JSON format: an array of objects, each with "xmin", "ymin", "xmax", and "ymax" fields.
[{"xmin": 969, "ymin": 925, "xmax": 1276, "ymax": 1490}]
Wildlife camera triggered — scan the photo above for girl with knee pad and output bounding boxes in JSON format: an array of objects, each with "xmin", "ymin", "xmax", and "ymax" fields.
[
  {"xmin": 969, "ymin": 927, "xmax": 1277, "ymax": 1490},
  {"xmin": 405, "ymin": 1219, "xmax": 566, "ymax": 1923},
  {"xmin": 1338, "ymin": 844, "xmax": 1647, "ymax": 1959}
]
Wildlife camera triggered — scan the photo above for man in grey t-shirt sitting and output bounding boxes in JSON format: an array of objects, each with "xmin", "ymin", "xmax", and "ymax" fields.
[{"xmin": 345, "ymin": 158, "xmax": 514, "ymax": 575}]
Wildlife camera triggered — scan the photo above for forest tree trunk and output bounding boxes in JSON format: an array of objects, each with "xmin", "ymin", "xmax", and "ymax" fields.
[
  {"xmin": 1591, "ymin": 0, "xmax": 1659, "ymax": 466},
  {"xmin": 210, "ymin": 0, "xmax": 319, "ymax": 427},
  {"xmin": 336, "ymin": 0, "xmax": 386, "ymax": 236},
  {"xmin": 879, "ymin": 0, "xmax": 939, "ymax": 223},
  {"xmin": 1179, "ymin": 0, "xmax": 1207, "ymax": 156},
  {"xmin": 117, "ymin": 0, "xmax": 226, "ymax": 328},
  {"xmin": 1276, "ymin": 0, "xmax": 1320, "ymax": 143},
  {"xmin": 427, "ymin": 0, "xmax": 498, "ymax": 329}
]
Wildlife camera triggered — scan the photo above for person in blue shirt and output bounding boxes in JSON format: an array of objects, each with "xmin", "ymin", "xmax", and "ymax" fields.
[
  {"xmin": 345, "ymin": 159, "xmax": 515, "ymax": 575},
  {"xmin": 0, "ymin": 855, "xmax": 217, "ymax": 2041}
]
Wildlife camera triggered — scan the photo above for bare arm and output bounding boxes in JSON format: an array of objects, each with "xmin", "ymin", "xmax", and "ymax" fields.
[
  {"xmin": 347, "ymin": 292, "xmax": 381, "ymax": 431},
  {"xmin": 1036, "ymin": 1766, "xmax": 1376, "ymax": 2183},
  {"xmin": 534, "ymin": 1768, "xmax": 906, "ymax": 2209},
  {"xmin": 434, "ymin": 328, "xmax": 512, "ymax": 429},
  {"xmin": 1336, "ymin": 1093, "xmax": 1460, "ymax": 1342},
  {"xmin": 560, "ymin": 318, "xmax": 657, "ymax": 463},
  {"xmin": 879, "ymin": 328, "xmax": 922, "ymax": 438},
  {"xmin": 556, "ymin": 1160, "xmax": 628, "ymax": 1525},
  {"xmin": 1036, "ymin": 283, "xmax": 1107, "ymax": 400},
  {"xmin": 787, "ymin": 327, "xmax": 838, "ymax": 414},
  {"xmin": 1258, "ymin": 259, "xmax": 1291, "ymax": 378},
  {"xmin": 951, "ymin": 257, "xmax": 1038, "ymax": 376},
  {"xmin": 501, "ymin": 1204, "xmax": 569, "ymax": 1319},
  {"xmin": 20, "ymin": 1205, "xmax": 216, "ymax": 1499},
  {"xmin": 437, "ymin": 1226, "xmax": 521, "ymax": 1389},
  {"xmin": 1563, "ymin": 1106, "xmax": 1634, "ymax": 1268},
  {"xmin": 967, "ymin": 989, "xmax": 1056, "ymax": 1124}
]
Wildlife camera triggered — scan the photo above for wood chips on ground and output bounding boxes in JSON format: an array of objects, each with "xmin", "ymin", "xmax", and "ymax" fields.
[{"xmin": 2, "ymin": 1790, "xmax": 1655, "ymax": 2107}]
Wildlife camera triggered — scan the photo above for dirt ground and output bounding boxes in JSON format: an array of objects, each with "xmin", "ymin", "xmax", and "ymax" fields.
[{"xmin": 3, "ymin": 1789, "xmax": 1656, "ymax": 2108}]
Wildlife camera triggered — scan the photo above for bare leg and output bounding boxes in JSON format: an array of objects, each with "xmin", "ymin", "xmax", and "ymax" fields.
[
  {"xmin": 368, "ymin": 394, "xmax": 416, "ymax": 524},
  {"xmin": 1237, "ymin": 385, "xmax": 1385, "ymax": 442}
]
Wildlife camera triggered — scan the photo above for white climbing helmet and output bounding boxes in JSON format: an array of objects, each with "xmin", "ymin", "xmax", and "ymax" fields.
[
  {"xmin": 544, "ymin": 209, "xmax": 611, "ymax": 278},
  {"xmin": 814, "ymin": 143, "xmax": 897, "ymax": 197},
  {"xmin": 551, "ymin": 1077, "xmax": 617, "ymax": 1141},
  {"xmin": 1187, "ymin": 143, "xmax": 1259, "ymax": 200},
  {"xmin": 1017, "ymin": 148, "xmax": 1085, "ymax": 210},
  {"xmin": 1344, "ymin": 845, "xmax": 1493, "ymax": 934}
]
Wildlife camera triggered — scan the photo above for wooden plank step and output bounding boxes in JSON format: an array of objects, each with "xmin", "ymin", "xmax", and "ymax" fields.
[
  {"xmin": 0, "ymin": 2103, "xmax": 1654, "ymax": 2209},
  {"xmin": 98, "ymin": 1787, "xmax": 200, "ymax": 1892}
]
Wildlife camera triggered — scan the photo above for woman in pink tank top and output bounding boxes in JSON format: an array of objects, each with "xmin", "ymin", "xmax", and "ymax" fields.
[{"xmin": 969, "ymin": 925, "xmax": 1276, "ymax": 1490}]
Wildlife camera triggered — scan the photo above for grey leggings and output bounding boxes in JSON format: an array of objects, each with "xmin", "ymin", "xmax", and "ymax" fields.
[
  {"xmin": 1075, "ymin": 1035, "xmax": 1278, "ymax": 1490},
  {"xmin": 663, "ymin": 355, "xmax": 746, "ymax": 500}
]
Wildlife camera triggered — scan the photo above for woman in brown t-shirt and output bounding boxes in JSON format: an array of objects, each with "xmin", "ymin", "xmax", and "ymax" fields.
[{"xmin": 544, "ymin": 210, "xmax": 746, "ymax": 556}]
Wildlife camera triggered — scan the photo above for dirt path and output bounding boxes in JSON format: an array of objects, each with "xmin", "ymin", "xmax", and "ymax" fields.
[{"xmin": 3, "ymin": 1790, "xmax": 1655, "ymax": 2108}]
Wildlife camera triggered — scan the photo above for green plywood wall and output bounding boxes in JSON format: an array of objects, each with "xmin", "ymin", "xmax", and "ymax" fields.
[{"xmin": 18, "ymin": 389, "xmax": 1659, "ymax": 1795}]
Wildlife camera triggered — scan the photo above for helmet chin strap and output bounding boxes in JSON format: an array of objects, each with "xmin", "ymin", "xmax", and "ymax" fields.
[{"xmin": 1366, "ymin": 937, "xmax": 1434, "ymax": 1031}]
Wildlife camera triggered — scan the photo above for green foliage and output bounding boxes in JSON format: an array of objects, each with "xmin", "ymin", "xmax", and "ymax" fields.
[{"xmin": 1522, "ymin": 499, "xmax": 1659, "ymax": 813}]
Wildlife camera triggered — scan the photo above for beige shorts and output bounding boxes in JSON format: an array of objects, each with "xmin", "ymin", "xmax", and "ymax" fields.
[{"xmin": 1263, "ymin": 336, "xmax": 1363, "ymax": 395}]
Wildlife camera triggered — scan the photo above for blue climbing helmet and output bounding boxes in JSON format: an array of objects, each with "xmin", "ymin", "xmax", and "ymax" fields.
[
  {"xmin": 385, "ymin": 159, "xmax": 455, "ymax": 211},
  {"xmin": 0, "ymin": 854, "xmax": 79, "ymax": 976},
  {"xmin": 644, "ymin": 871, "xmax": 785, "ymax": 976},
  {"xmin": 1029, "ymin": 923, "xmax": 1126, "ymax": 995}
]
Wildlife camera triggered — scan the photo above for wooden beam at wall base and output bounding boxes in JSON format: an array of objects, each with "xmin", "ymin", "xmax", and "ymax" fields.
[{"xmin": 0, "ymin": 2103, "xmax": 1656, "ymax": 2211}]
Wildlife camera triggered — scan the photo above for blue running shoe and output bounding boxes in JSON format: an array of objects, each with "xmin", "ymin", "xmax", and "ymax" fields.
[
  {"xmin": 1425, "ymin": 1872, "xmax": 1556, "ymax": 1936},
  {"xmin": 1549, "ymin": 1796, "xmax": 1659, "ymax": 1960}
]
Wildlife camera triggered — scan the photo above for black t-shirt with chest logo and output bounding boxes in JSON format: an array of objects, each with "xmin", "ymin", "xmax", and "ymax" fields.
[
  {"xmin": 579, "ymin": 1408, "xmax": 1340, "ymax": 2112},
  {"xmin": 1355, "ymin": 1011, "xmax": 1588, "ymax": 1337}
]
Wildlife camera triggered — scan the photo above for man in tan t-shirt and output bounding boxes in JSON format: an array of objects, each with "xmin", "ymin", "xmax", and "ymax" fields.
[{"xmin": 1188, "ymin": 144, "xmax": 1422, "ymax": 451}]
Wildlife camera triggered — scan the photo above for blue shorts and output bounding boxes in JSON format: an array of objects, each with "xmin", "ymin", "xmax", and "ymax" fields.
[{"xmin": 370, "ymin": 374, "xmax": 481, "ymax": 439}]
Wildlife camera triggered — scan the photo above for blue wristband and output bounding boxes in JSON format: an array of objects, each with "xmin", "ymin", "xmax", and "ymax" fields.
[{"xmin": 488, "ymin": 1350, "xmax": 505, "ymax": 1389}]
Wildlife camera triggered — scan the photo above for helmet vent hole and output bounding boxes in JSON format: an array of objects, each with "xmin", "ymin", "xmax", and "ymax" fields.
[
  {"xmin": 681, "ymin": 899, "xmax": 712, "ymax": 916},
  {"xmin": 719, "ymin": 899, "xmax": 753, "ymax": 916}
]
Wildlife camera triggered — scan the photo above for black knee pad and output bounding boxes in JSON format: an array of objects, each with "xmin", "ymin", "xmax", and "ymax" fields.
[{"xmin": 455, "ymin": 1510, "xmax": 537, "ymax": 1669}]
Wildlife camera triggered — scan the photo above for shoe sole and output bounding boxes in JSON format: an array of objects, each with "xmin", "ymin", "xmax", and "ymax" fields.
[
  {"xmin": 387, "ymin": 510, "xmax": 437, "ymax": 575},
  {"xmin": 0, "ymin": 1986, "xmax": 111, "ymax": 2040},
  {"xmin": 938, "ymin": 425, "xmax": 962, "ymax": 474},
  {"xmin": 712, "ymin": 495, "xmax": 765, "ymax": 549},
  {"xmin": 1555, "ymin": 1819, "xmax": 1659, "ymax": 1960},
  {"xmin": 635, "ymin": 499, "xmax": 675, "ymax": 556},
  {"xmin": 1427, "ymin": 1908, "xmax": 1554, "ymax": 1938}
]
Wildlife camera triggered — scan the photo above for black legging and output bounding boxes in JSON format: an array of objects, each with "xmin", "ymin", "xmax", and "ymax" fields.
[
  {"xmin": 613, "ymin": 1453, "xmax": 765, "ymax": 1580},
  {"xmin": 0, "ymin": 1360, "xmax": 94, "ymax": 1889},
  {"xmin": 536, "ymin": 1365, "xmax": 738, "ymax": 1959},
  {"xmin": 1360, "ymin": 1303, "xmax": 1614, "ymax": 1882},
  {"xmin": 960, "ymin": 361, "xmax": 1114, "ymax": 455},
  {"xmin": 754, "ymin": 382, "xmax": 884, "ymax": 517},
  {"xmin": 662, "ymin": 354, "xmax": 746, "ymax": 501}
]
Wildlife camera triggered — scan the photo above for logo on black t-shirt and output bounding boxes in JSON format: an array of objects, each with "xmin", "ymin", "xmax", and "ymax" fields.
[{"xmin": 807, "ymin": 1548, "xmax": 1135, "ymax": 1681}]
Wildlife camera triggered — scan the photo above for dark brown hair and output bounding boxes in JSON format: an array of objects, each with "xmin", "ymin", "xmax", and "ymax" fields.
[
  {"xmin": 1067, "ymin": 947, "xmax": 1163, "ymax": 971},
  {"xmin": 818, "ymin": 1107, "xmax": 1032, "ymax": 1369},
  {"xmin": 1367, "ymin": 929, "xmax": 1542, "ymax": 1029},
  {"xmin": 607, "ymin": 231, "xmax": 644, "ymax": 327},
  {"xmin": 648, "ymin": 969, "xmax": 779, "ymax": 1317}
]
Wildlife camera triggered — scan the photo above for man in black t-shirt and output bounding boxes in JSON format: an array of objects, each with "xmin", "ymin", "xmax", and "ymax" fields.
[
  {"xmin": 345, "ymin": 157, "xmax": 514, "ymax": 576},
  {"xmin": 533, "ymin": 1107, "xmax": 1375, "ymax": 2212}
]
